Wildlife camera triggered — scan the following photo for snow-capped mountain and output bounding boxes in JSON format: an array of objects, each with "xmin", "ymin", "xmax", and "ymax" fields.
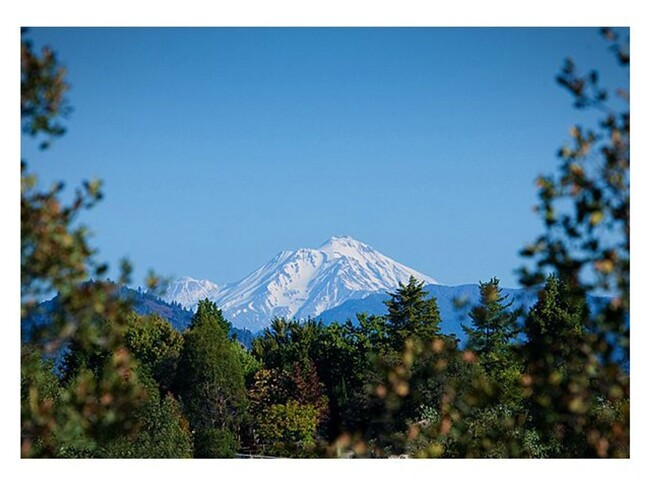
[
  {"xmin": 163, "ymin": 236, "xmax": 437, "ymax": 331},
  {"xmin": 162, "ymin": 276, "xmax": 220, "ymax": 309}
]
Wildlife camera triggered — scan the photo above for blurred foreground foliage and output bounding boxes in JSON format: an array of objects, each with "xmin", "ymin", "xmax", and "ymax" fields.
[
  {"xmin": 21, "ymin": 29, "xmax": 174, "ymax": 457},
  {"xmin": 21, "ymin": 28, "xmax": 144, "ymax": 457}
]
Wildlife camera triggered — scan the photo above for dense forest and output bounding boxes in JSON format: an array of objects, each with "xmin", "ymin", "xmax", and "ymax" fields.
[{"xmin": 20, "ymin": 28, "xmax": 629, "ymax": 458}]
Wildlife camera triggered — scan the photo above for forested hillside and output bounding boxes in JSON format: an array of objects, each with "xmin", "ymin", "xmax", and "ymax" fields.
[{"xmin": 23, "ymin": 286, "xmax": 256, "ymax": 348}]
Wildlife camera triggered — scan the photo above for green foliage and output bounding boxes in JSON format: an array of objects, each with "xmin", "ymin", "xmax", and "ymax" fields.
[
  {"xmin": 124, "ymin": 313, "xmax": 183, "ymax": 391},
  {"xmin": 233, "ymin": 341, "xmax": 262, "ymax": 386},
  {"xmin": 101, "ymin": 380, "xmax": 193, "ymax": 458},
  {"xmin": 252, "ymin": 317, "xmax": 322, "ymax": 370},
  {"xmin": 516, "ymin": 28, "xmax": 629, "ymax": 458},
  {"xmin": 21, "ymin": 347, "xmax": 62, "ymax": 455},
  {"xmin": 194, "ymin": 428, "xmax": 238, "ymax": 458},
  {"xmin": 515, "ymin": 29, "xmax": 630, "ymax": 455},
  {"xmin": 21, "ymin": 28, "xmax": 70, "ymax": 147},
  {"xmin": 368, "ymin": 277, "xmax": 450, "ymax": 446},
  {"xmin": 31, "ymin": 347, "xmax": 147, "ymax": 457},
  {"xmin": 522, "ymin": 275, "xmax": 587, "ymax": 371},
  {"xmin": 255, "ymin": 400, "xmax": 320, "ymax": 457},
  {"xmin": 520, "ymin": 275, "xmax": 596, "ymax": 456},
  {"xmin": 247, "ymin": 359, "xmax": 328, "ymax": 455},
  {"xmin": 385, "ymin": 276, "xmax": 442, "ymax": 347},
  {"xmin": 462, "ymin": 278, "xmax": 523, "ymax": 407},
  {"xmin": 367, "ymin": 336, "xmax": 475, "ymax": 456},
  {"xmin": 309, "ymin": 318, "xmax": 376, "ymax": 439},
  {"xmin": 174, "ymin": 300, "xmax": 247, "ymax": 448},
  {"xmin": 20, "ymin": 31, "xmax": 148, "ymax": 457},
  {"xmin": 463, "ymin": 278, "xmax": 519, "ymax": 374},
  {"xmin": 189, "ymin": 299, "xmax": 230, "ymax": 334},
  {"xmin": 519, "ymin": 28, "xmax": 629, "ymax": 366}
]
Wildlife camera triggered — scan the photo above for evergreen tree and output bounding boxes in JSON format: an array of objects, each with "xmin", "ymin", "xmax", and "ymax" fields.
[
  {"xmin": 385, "ymin": 276, "xmax": 442, "ymax": 348},
  {"xmin": 463, "ymin": 277, "xmax": 519, "ymax": 375},
  {"xmin": 521, "ymin": 274, "xmax": 592, "ymax": 456},
  {"xmin": 252, "ymin": 317, "xmax": 322, "ymax": 371},
  {"xmin": 523, "ymin": 275, "xmax": 587, "ymax": 373},
  {"xmin": 174, "ymin": 299, "xmax": 247, "ymax": 457},
  {"xmin": 311, "ymin": 318, "xmax": 376, "ymax": 440},
  {"xmin": 358, "ymin": 278, "xmax": 455, "ymax": 454}
]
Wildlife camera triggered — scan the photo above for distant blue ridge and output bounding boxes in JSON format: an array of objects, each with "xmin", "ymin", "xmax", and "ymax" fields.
[
  {"xmin": 315, "ymin": 283, "xmax": 610, "ymax": 344},
  {"xmin": 22, "ymin": 285, "xmax": 256, "ymax": 349}
]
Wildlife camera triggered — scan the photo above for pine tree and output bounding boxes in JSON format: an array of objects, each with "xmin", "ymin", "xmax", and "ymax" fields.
[
  {"xmin": 385, "ymin": 276, "xmax": 442, "ymax": 348},
  {"xmin": 463, "ymin": 277, "xmax": 519, "ymax": 375},
  {"xmin": 523, "ymin": 275, "xmax": 587, "ymax": 373},
  {"xmin": 521, "ymin": 274, "xmax": 592, "ymax": 456}
]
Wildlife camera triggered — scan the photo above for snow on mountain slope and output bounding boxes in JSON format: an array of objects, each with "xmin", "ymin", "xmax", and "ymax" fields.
[
  {"xmin": 162, "ymin": 276, "xmax": 220, "ymax": 309},
  {"xmin": 210, "ymin": 236, "xmax": 437, "ymax": 330}
]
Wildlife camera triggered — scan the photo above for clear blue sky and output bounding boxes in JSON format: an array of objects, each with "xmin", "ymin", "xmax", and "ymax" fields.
[{"xmin": 22, "ymin": 27, "xmax": 629, "ymax": 289}]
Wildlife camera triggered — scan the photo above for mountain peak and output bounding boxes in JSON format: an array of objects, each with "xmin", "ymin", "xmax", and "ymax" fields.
[
  {"xmin": 319, "ymin": 235, "xmax": 372, "ymax": 256},
  {"xmin": 162, "ymin": 276, "xmax": 220, "ymax": 309},
  {"xmin": 320, "ymin": 235, "xmax": 362, "ymax": 246},
  {"xmin": 163, "ymin": 237, "xmax": 437, "ymax": 330},
  {"xmin": 322, "ymin": 234, "xmax": 357, "ymax": 242}
]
